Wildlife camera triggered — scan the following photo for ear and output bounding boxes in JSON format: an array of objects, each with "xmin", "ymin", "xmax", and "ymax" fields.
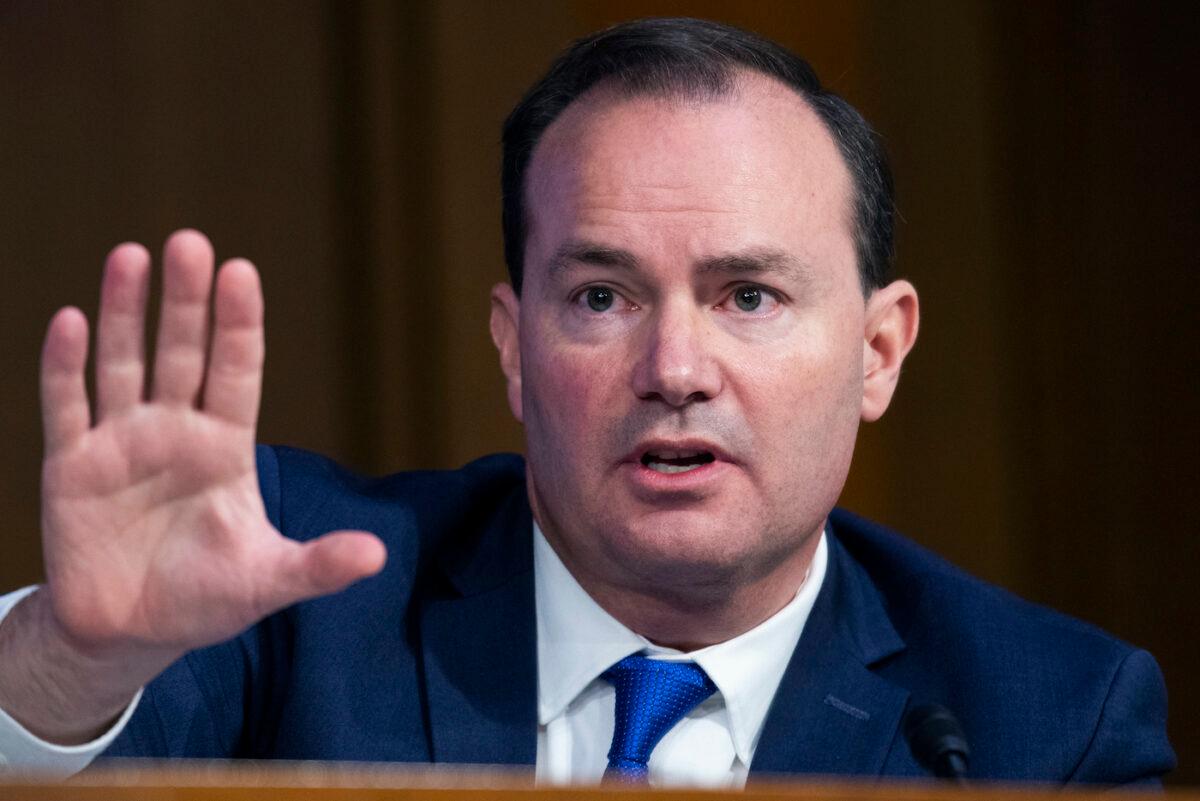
[
  {"xmin": 490, "ymin": 282, "xmax": 523, "ymax": 423},
  {"xmin": 861, "ymin": 279, "xmax": 919, "ymax": 422}
]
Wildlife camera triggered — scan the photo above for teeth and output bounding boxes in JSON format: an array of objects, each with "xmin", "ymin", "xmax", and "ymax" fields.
[{"xmin": 646, "ymin": 461, "xmax": 704, "ymax": 474}]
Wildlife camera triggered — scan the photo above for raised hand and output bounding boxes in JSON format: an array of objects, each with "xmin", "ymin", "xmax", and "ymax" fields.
[{"xmin": 0, "ymin": 230, "xmax": 385, "ymax": 743}]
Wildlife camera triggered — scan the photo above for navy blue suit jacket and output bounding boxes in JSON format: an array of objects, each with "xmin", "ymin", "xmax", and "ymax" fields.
[{"xmin": 102, "ymin": 446, "xmax": 1175, "ymax": 782}]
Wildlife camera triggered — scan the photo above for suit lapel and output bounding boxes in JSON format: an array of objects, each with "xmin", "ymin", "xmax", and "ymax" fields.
[
  {"xmin": 750, "ymin": 531, "xmax": 910, "ymax": 777},
  {"xmin": 415, "ymin": 488, "xmax": 913, "ymax": 773},
  {"xmin": 418, "ymin": 486, "xmax": 539, "ymax": 766}
]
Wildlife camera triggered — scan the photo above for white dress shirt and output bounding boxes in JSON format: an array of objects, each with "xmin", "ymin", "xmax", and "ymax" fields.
[
  {"xmin": 0, "ymin": 586, "xmax": 141, "ymax": 777},
  {"xmin": 0, "ymin": 525, "xmax": 827, "ymax": 782},
  {"xmin": 535, "ymin": 523, "xmax": 827, "ymax": 787}
]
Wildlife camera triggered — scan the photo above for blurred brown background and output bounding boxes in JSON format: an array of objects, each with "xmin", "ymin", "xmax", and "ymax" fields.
[{"xmin": 1, "ymin": 0, "xmax": 1196, "ymax": 783}]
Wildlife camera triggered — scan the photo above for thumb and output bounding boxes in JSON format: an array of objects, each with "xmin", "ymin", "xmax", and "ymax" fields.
[{"xmin": 265, "ymin": 531, "xmax": 387, "ymax": 610}]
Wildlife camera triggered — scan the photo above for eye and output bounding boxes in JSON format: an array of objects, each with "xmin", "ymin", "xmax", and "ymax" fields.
[
  {"xmin": 734, "ymin": 285, "xmax": 762, "ymax": 311},
  {"xmin": 722, "ymin": 284, "xmax": 780, "ymax": 314},
  {"xmin": 570, "ymin": 284, "xmax": 638, "ymax": 316},
  {"xmin": 583, "ymin": 286, "xmax": 615, "ymax": 312}
]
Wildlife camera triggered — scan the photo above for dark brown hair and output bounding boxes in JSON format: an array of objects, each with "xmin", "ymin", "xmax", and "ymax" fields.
[{"xmin": 501, "ymin": 17, "xmax": 895, "ymax": 295}]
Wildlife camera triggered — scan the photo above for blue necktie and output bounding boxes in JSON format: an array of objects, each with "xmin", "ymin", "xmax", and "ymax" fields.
[{"xmin": 601, "ymin": 654, "xmax": 718, "ymax": 783}]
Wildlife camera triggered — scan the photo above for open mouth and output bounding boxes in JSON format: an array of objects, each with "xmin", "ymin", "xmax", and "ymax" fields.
[{"xmin": 640, "ymin": 450, "xmax": 717, "ymax": 474}]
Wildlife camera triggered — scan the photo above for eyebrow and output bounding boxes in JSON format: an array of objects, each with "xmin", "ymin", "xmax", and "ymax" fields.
[
  {"xmin": 548, "ymin": 240, "xmax": 810, "ymax": 283},
  {"xmin": 696, "ymin": 248, "xmax": 810, "ymax": 283},
  {"xmin": 548, "ymin": 241, "xmax": 640, "ymax": 277}
]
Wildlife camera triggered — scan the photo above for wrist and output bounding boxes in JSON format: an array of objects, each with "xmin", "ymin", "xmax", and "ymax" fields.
[{"xmin": 0, "ymin": 588, "xmax": 167, "ymax": 744}]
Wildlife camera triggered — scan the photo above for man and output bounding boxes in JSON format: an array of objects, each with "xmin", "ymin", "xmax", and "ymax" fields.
[{"xmin": 0, "ymin": 18, "xmax": 1174, "ymax": 785}]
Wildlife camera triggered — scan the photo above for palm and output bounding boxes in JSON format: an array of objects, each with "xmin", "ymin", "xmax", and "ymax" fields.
[
  {"xmin": 45, "ymin": 407, "xmax": 266, "ymax": 648},
  {"xmin": 38, "ymin": 231, "xmax": 384, "ymax": 658}
]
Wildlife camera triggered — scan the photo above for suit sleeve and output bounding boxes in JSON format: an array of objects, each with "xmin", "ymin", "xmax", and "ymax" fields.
[
  {"xmin": 98, "ymin": 642, "xmax": 249, "ymax": 759},
  {"xmin": 1067, "ymin": 648, "xmax": 1176, "ymax": 784}
]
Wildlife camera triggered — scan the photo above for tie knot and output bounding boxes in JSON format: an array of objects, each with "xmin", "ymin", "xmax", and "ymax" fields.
[{"xmin": 601, "ymin": 654, "xmax": 718, "ymax": 782}]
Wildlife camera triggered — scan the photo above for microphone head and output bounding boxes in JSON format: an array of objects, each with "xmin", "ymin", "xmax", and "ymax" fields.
[{"xmin": 903, "ymin": 702, "xmax": 971, "ymax": 779}]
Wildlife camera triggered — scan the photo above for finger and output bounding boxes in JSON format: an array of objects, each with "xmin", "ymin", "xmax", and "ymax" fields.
[
  {"xmin": 95, "ymin": 243, "xmax": 151, "ymax": 418},
  {"xmin": 152, "ymin": 229, "xmax": 214, "ymax": 404},
  {"xmin": 202, "ymin": 259, "xmax": 264, "ymax": 427},
  {"xmin": 263, "ymin": 531, "xmax": 387, "ymax": 611},
  {"xmin": 41, "ymin": 307, "xmax": 91, "ymax": 452}
]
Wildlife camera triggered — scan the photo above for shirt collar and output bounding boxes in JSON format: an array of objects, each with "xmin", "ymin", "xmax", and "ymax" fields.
[{"xmin": 534, "ymin": 522, "xmax": 828, "ymax": 766}]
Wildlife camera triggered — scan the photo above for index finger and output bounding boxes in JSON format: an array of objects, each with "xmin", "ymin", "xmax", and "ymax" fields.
[
  {"xmin": 41, "ymin": 307, "xmax": 91, "ymax": 452},
  {"xmin": 201, "ymin": 258, "xmax": 264, "ymax": 428}
]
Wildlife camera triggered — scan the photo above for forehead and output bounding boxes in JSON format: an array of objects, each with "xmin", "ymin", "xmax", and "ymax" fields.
[{"xmin": 523, "ymin": 72, "xmax": 857, "ymax": 281}]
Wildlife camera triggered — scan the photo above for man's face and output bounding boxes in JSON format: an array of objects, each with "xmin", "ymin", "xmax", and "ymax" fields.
[{"xmin": 492, "ymin": 74, "xmax": 908, "ymax": 607}]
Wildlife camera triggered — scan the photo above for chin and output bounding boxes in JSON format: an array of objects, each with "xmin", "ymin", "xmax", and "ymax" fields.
[{"xmin": 597, "ymin": 510, "xmax": 778, "ymax": 589}]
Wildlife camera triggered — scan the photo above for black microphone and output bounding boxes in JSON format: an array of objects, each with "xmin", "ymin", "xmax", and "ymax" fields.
[{"xmin": 903, "ymin": 703, "xmax": 970, "ymax": 781}]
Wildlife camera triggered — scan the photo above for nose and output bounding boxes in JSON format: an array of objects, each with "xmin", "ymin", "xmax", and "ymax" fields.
[{"xmin": 630, "ymin": 300, "xmax": 723, "ymax": 407}]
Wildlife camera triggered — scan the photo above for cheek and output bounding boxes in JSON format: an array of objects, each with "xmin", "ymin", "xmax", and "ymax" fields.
[
  {"xmin": 736, "ymin": 315, "xmax": 864, "ymax": 472},
  {"xmin": 521, "ymin": 332, "xmax": 629, "ymax": 467},
  {"xmin": 742, "ymin": 313, "xmax": 860, "ymax": 405}
]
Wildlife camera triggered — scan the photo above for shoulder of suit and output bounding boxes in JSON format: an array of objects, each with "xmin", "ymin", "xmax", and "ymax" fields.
[
  {"xmin": 254, "ymin": 444, "xmax": 527, "ymax": 548},
  {"xmin": 827, "ymin": 507, "xmax": 1138, "ymax": 664}
]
